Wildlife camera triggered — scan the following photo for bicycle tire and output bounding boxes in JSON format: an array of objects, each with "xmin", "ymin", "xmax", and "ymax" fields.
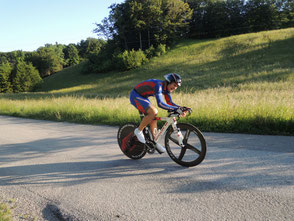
[
  {"xmin": 117, "ymin": 123, "xmax": 147, "ymax": 160},
  {"xmin": 165, "ymin": 123, "xmax": 206, "ymax": 167}
]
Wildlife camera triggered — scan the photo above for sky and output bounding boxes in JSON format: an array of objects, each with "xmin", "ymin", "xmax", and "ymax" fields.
[{"xmin": 0, "ymin": 0, "xmax": 124, "ymax": 52}]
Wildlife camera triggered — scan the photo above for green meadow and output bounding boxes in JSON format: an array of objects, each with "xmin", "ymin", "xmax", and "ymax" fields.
[{"xmin": 1, "ymin": 28, "xmax": 293, "ymax": 135}]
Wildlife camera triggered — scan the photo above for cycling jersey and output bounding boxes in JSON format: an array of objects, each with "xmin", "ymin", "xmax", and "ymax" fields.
[{"xmin": 130, "ymin": 79, "xmax": 179, "ymax": 113}]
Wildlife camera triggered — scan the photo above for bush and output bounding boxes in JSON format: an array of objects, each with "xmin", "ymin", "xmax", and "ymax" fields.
[
  {"xmin": 121, "ymin": 49, "xmax": 148, "ymax": 70},
  {"xmin": 155, "ymin": 44, "xmax": 166, "ymax": 56},
  {"xmin": 87, "ymin": 52, "xmax": 114, "ymax": 73},
  {"xmin": 84, "ymin": 43, "xmax": 166, "ymax": 73},
  {"xmin": 145, "ymin": 45, "xmax": 156, "ymax": 59}
]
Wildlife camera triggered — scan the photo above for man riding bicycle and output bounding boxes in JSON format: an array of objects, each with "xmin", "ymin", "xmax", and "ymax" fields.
[{"xmin": 130, "ymin": 73, "xmax": 187, "ymax": 154}]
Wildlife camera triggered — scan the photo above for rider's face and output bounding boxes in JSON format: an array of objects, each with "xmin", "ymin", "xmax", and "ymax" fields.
[{"xmin": 167, "ymin": 82, "xmax": 178, "ymax": 92}]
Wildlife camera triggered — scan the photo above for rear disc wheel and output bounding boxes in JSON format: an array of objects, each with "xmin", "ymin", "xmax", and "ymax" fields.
[{"xmin": 117, "ymin": 123, "xmax": 147, "ymax": 160}]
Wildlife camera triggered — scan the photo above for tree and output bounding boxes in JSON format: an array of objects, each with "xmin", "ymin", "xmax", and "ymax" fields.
[
  {"xmin": 30, "ymin": 45, "xmax": 64, "ymax": 77},
  {"xmin": 278, "ymin": 0, "xmax": 294, "ymax": 27},
  {"xmin": 159, "ymin": 0, "xmax": 193, "ymax": 43},
  {"xmin": 94, "ymin": 0, "xmax": 193, "ymax": 50},
  {"xmin": 64, "ymin": 44, "xmax": 80, "ymax": 67},
  {"xmin": 225, "ymin": 0, "xmax": 247, "ymax": 35},
  {"xmin": 245, "ymin": 0, "xmax": 280, "ymax": 32},
  {"xmin": 94, "ymin": 15, "xmax": 116, "ymax": 40},
  {"xmin": 77, "ymin": 38, "xmax": 106, "ymax": 58},
  {"xmin": 202, "ymin": 1, "xmax": 230, "ymax": 37},
  {"xmin": 0, "ymin": 62, "xmax": 13, "ymax": 93},
  {"xmin": 11, "ymin": 60, "xmax": 42, "ymax": 93}
]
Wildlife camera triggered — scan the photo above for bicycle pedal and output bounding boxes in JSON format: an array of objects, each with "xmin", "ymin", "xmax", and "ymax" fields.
[{"xmin": 145, "ymin": 142, "xmax": 156, "ymax": 154}]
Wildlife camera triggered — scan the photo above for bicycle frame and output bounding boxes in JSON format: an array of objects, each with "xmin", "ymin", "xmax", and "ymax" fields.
[{"xmin": 152, "ymin": 115, "xmax": 184, "ymax": 147}]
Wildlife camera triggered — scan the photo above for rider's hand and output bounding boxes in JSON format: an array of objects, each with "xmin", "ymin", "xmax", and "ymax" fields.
[
  {"xmin": 175, "ymin": 107, "xmax": 183, "ymax": 115},
  {"xmin": 180, "ymin": 111, "xmax": 188, "ymax": 117},
  {"xmin": 178, "ymin": 106, "xmax": 192, "ymax": 117},
  {"xmin": 175, "ymin": 107, "xmax": 188, "ymax": 117}
]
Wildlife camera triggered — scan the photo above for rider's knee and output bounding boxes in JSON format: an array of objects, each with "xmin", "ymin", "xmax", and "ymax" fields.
[{"xmin": 147, "ymin": 106, "xmax": 158, "ymax": 117}]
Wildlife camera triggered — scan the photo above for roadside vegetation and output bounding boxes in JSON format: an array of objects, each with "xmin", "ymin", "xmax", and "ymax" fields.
[
  {"xmin": 0, "ymin": 202, "xmax": 12, "ymax": 221},
  {"xmin": 0, "ymin": 28, "xmax": 293, "ymax": 135}
]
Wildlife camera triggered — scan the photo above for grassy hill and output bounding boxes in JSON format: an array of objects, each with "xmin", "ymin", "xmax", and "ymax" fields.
[
  {"xmin": 38, "ymin": 28, "xmax": 294, "ymax": 95},
  {"xmin": 1, "ymin": 28, "xmax": 294, "ymax": 135}
]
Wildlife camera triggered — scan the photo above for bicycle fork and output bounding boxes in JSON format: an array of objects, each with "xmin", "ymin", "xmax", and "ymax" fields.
[{"xmin": 171, "ymin": 118, "xmax": 185, "ymax": 147}]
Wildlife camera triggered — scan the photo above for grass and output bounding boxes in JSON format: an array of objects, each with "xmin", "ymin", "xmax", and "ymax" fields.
[
  {"xmin": 0, "ymin": 203, "xmax": 12, "ymax": 221},
  {"xmin": 0, "ymin": 28, "xmax": 294, "ymax": 135}
]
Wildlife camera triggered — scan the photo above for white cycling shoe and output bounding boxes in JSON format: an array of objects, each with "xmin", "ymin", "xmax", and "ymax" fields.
[
  {"xmin": 155, "ymin": 143, "xmax": 166, "ymax": 154},
  {"xmin": 134, "ymin": 128, "xmax": 146, "ymax": 143}
]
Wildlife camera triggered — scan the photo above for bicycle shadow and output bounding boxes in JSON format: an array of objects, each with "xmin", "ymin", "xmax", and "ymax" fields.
[
  {"xmin": 0, "ymin": 136, "xmax": 117, "ymax": 164},
  {"xmin": 0, "ymin": 156, "xmax": 184, "ymax": 187}
]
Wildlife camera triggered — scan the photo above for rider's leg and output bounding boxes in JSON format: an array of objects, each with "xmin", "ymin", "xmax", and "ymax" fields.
[
  {"xmin": 144, "ymin": 107, "xmax": 166, "ymax": 154},
  {"xmin": 138, "ymin": 105, "xmax": 157, "ymax": 131},
  {"xmin": 134, "ymin": 106, "xmax": 157, "ymax": 143},
  {"xmin": 150, "ymin": 119, "xmax": 158, "ymax": 139},
  {"xmin": 135, "ymin": 106, "xmax": 166, "ymax": 153}
]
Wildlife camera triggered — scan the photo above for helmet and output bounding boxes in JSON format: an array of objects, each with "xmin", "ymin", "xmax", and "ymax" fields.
[{"xmin": 164, "ymin": 73, "xmax": 182, "ymax": 86}]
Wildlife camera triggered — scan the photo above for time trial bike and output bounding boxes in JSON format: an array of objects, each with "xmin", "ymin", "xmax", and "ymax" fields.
[{"xmin": 117, "ymin": 107, "xmax": 206, "ymax": 167}]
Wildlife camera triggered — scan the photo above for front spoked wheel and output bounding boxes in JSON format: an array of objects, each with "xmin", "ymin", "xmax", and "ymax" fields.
[{"xmin": 165, "ymin": 123, "xmax": 206, "ymax": 167}]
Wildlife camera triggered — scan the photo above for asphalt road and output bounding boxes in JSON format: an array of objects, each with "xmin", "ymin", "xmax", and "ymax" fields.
[{"xmin": 0, "ymin": 115, "xmax": 293, "ymax": 221}]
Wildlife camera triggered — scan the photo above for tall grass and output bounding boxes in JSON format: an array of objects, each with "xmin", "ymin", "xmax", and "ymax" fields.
[
  {"xmin": 0, "ymin": 85, "xmax": 293, "ymax": 134},
  {"xmin": 0, "ymin": 28, "xmax": 293, "ymax": 135}
]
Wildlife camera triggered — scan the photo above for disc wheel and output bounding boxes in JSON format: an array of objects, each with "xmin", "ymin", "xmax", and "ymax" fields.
[
  {"xmin": 117, "ymin": 123, "xmax": 147, "ymax": 159},
  {"xmin": 165, "ymin": 123, "xmax": 206, "ymax": 167}
]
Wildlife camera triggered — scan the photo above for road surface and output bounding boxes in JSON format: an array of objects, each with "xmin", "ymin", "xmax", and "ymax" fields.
[{"xmin": 0, "ymin": 115, "xmax": 293, "ymax": 220}]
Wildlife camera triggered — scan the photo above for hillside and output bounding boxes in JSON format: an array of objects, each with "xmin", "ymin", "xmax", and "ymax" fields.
[
  {"xmin": 1, "ymin": 28, "xmax": 294, "ymax": 135},
  {"xmin": 38, "ymin": 28, "xmax": 294, "ymax": 97}
]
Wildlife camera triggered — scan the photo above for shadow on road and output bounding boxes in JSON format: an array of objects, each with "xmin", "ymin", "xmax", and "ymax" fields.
[
  {"xmin": 0, "ymin": 132, "xmax": 293, "ymax": 194},
  {"xmin": 0, "ymin": 135, "xmax": 116, "ymax": 163},
  {"xmin": 0, "ymin": 157, "xmax": 183, "ymax": 186},
  {"xmin": 0, "ymin": 147, "xmax": 293, "ymax": 194}
]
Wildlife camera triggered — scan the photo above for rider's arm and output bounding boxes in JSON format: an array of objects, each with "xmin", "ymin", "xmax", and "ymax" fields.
[
  {"xmin": 155, "ymin": 83, "xmax": 178, "ymax": 110},
  {"xmin": 164, "ymin": 93, "xmax": 180, "ymax": 108},
  {"xmin": 155, "ymin": 93, "xmax": 178, "ymax": 110}
]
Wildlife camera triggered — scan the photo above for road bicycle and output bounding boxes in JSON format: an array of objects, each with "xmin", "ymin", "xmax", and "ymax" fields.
[{"xmin": 117, "ymin": 107, "xmax": 206, "ymax": 167}]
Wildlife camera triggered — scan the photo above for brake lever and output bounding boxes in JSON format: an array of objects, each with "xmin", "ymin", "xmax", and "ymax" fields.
[{"xmin": 184, "ymin": 107, "xmax": 192, "ymax": 117}]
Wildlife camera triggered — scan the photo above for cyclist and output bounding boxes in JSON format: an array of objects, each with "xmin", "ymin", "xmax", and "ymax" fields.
[{"xmin": 130, "ymin": 73, "xmax": 185, "ymax": 153}]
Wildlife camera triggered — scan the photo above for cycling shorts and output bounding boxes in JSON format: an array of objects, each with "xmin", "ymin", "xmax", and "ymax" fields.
[{"xmin": 130, "ymin": 89, "xmax": 151, "ymax": 114}]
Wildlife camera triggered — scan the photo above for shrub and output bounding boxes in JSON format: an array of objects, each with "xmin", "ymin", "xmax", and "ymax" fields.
[
  {"xmin": 155, "ymin": 44, "xmax": 166, "ymax": 57},
  {"xmin": 121, "ymin": 49, "xmax": 148, "ymax": 70},
  {"xmin": 87, "ymin": 52, "xmax": 114, "ymax": 73},
  {"xmin": 145, "ymin": 45, "xmax": 156, "ymax": 59}
]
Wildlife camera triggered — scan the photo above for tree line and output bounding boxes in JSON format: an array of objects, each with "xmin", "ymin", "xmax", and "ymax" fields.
[
  {"xmin": 0, "ymin": 38, "xmax": 105, "ymax": 93},
  {"xmin": 88, "ymin": 0, "xmax": 293, "ymax": 72},
  {"xmin": 1, "ymin": 0, "xmax": 293, "ymax": 93},
  {"xmin": 186, "ymin": 0, "xmax": 294, "ymax": 38},
  {"xmin": 95, "ymin": 0, "xmax": 294, "ymax": 49}
]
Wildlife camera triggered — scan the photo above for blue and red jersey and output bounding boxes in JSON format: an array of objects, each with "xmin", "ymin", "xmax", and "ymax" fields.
[{"xmin": 130, "ymin": 79, "xmax": 179, "ymax": 113}]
